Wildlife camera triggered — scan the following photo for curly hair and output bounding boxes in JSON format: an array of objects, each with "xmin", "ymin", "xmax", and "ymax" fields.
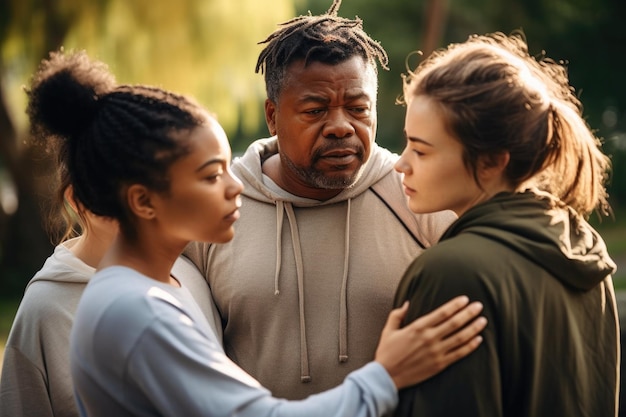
[
  {"xmin": 26, "ymin": 49, "xmax": 209, "ymax": 239},
  {"xmin": 255, "ymin": 0, "xmax": 388, "ymax": 102}
]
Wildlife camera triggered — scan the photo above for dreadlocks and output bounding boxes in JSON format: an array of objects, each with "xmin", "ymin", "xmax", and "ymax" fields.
[{"xmin": 255, "ymin": 0, "xmax": 389, "ymax": 101}]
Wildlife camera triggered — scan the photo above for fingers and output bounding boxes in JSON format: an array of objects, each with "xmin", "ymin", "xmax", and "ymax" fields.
[
  {"xmin": 406, "ymin": 295, "xmax": 473, "ymax": 331},
  {"xmin": 440, "ymin": 315, "xmax": 487, "ymax": 354},
  {"xmin": 415, "ymin": 302, "xmax": 487, "ymax": 375},
  {"xmin": 384, "ymin": 301, "xmax": 409, "ymax": 331},
  {"xmin": 429, "ymin": 315, "xmax": 486, "ymax": 373},
  {"xmin": 377, "ymin": 296, "xmax": 487, "ymax": 389},
  {"xmin": 430, "ymin": 300, "xmax": 485, "ymax": 340}
]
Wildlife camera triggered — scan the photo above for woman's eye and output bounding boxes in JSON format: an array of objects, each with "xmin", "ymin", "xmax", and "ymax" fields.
[{"xmin": 204, "ymin": 172, "xmax": 222, "ymax": 182}]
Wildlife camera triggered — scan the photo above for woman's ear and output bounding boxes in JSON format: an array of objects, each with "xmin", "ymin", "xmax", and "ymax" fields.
[
  {"xmin": 64, "ymin": 185, "xmax": 78, "ymax": 212},
  {"xmin": 478, "ymin": 151, "xmax": 510, "ymax": 179},
  {"xmin": 126, "ymin": 184, "xmax": 156, "ymax": 220}
]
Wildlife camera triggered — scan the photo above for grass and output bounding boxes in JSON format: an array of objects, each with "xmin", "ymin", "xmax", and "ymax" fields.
[
  {"xmin": 0, "ymin": 299, "xmax": 19, "ymax": 340},
  {"xmin": 0, "ymin": 297, "xmax": 20, "ymax": 374},
  {"xmin": 591, "ymin": 206, "xmax": 626, "ymax": 289}
]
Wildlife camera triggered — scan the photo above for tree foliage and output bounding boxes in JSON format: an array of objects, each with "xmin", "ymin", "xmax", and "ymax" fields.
[
  {"xmin": 2, "ymin": 0, "xmax": 294, "ymax": 146},
  {"xmin": 0, "ymin": 0, "xmax": 294, "ymax": 295},
  {"xmin": 298, "ymin": 0, "xmax": 626, "ymax": 207},
  {"xmin": 1, "ymin": 0, "xmax": 625, "ymax": 295}
]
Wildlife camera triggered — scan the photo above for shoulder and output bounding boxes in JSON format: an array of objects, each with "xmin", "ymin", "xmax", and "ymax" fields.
[
  {"xmin": 396, "ymin": 236, "xmax": 502, "ymax": 307},
  {"xmin": 77, "ymin": 271, "xmax": 197, "ymax": 353},
  {"xmin": 12, "ymin": 264, "xmax": 88, "ymax": 332},
  {"xmin": 370, "ymin": 171, "xmax": 456, "ymax": 247}
]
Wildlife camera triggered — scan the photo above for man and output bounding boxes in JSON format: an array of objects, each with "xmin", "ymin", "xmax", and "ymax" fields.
[{"xmin": 185, "ymin": 0, "xmax": 456, "ymax": 400}]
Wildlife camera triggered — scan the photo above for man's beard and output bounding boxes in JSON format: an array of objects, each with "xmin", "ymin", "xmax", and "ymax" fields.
[{"xmin": 282, "ymin": 152, "xmax": 365, "ymax": 190}]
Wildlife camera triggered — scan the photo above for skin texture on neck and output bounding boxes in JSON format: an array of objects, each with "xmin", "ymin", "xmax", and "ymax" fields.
[
  {"xmin": 70, "ymin": 233, "xmax": 111, "ymax": 270},
  {"xmin": 68, "ymin": 215, "xmax": 117, "ymax": 269},
  {"xmin": 99, "ymin": 233, "xmax": 181, "ymax": 286}
]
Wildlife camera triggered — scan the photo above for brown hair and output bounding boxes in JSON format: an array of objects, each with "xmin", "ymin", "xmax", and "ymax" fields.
[{"xmin": 400, "ymin": 31, "xmax": 611, "ymax": 217}]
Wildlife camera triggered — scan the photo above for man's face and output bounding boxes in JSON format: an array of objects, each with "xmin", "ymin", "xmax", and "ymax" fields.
[{"xmin": 265, "ymin": 56, "xmax": 378, "ymax": 198}]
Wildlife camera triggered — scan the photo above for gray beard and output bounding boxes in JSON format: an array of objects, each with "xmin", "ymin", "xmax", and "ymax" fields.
[{"xmin": 282, "ymin": 154, "xmax": 363, "ymax": 190}]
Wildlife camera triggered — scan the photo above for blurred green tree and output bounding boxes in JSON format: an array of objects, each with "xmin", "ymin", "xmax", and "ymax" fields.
[
  {"xmin": 1, "ymin": 0, "xmax": 625, "ymax": 295},
  {"xmin": 299, "ymin": 0, "xmax": 626, "ymax": 208},
  {"xmin": 0, "ymin": 0, "xmax": 294, "ymax": 295}
]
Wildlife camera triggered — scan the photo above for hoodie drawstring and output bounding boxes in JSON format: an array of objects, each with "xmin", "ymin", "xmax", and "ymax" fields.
[
  {"xmin": 338, "ymin": 198, "xmax": 351, "ymax": 363},
  {"xmin": 275, "ymin": 201, "xmax": 311, "ymax": 382},
  {"xmin": 274, "ymin": 201, "xmax": 284, "ymax": 296},
  {"xmin": 273, "ymin": 199, "xmax": 352, "ymax": 382}
]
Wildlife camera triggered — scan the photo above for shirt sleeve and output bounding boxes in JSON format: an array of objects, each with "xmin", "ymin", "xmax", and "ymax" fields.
[{"xmin": 126, "ymin": 304, "xmax": 398, "ymax": 417}]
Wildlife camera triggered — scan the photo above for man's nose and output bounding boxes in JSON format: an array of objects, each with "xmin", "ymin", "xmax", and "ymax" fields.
[{"xmin": 323, "ymin": 108, "xmax": 355, "ymax": 139}]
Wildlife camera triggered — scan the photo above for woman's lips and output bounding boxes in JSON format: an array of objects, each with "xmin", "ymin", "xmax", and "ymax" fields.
[
  {"xmin": 224, "ymin": 207, "xmax": 240, "ymax": 223},
  {"xmin": 403, "ymin": 183, "xmax": 416, "ymax": 196}
]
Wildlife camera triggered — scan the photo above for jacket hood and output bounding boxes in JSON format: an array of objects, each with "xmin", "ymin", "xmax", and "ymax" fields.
[
  {"xmin": 442, "ymin": 190, "xmax": 616, "ymax": 291},
  {"xmin": 232, "ymin": 137, "xmax": 398, "ymax": 205}
]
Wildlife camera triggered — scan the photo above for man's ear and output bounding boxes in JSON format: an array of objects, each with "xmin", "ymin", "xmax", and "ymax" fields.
[
  {"xmin": 265, "ymin": 98, "xmax": 277, "ymax": 137},
  {"xmin": 126, "ymin": 184, "xmax": 156, "ymax": 220}
]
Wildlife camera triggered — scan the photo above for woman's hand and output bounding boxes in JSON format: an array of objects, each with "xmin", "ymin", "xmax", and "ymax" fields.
[{"xmin": 374, "ymin": 296, "xmax": 487, "ymax": 389}]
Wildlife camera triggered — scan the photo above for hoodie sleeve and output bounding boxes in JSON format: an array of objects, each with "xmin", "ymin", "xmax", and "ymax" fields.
[
  {"xmin": 172, "ymin": 255, "xmax": 223, "ymax": 345},
  {"xmin": 0, "ymin": 346, "xmax": 55, "ymax": 417}
]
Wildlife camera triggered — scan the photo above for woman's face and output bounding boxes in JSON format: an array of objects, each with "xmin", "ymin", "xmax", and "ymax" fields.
[
  {"xmin": 151, "ymin": 117, "xmax": 243, "ymax": 244},
  {"xmin": 394, "ymin": 95, "xmax": 485, "ymax": 217}
]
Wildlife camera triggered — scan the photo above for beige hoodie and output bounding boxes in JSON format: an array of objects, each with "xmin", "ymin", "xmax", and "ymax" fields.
[{"xmin": 185, "ymin": 137, "xmax": 456, "ymax": 400}]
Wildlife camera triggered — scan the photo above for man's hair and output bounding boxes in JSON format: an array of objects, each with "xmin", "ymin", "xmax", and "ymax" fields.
[{"xmin": 255, "ymin": 0, "xmax": 388, "ymax": 102}]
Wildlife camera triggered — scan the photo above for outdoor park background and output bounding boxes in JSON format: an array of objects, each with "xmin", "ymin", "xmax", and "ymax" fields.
[{"xmin": 0, "ymin": 0, "xmax": 625, "ymax": 387}]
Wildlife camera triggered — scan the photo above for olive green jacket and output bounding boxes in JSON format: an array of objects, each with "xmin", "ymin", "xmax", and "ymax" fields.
[{"xmin": 394, "ymin": 190, "xmax": 619, "ymax": 417}]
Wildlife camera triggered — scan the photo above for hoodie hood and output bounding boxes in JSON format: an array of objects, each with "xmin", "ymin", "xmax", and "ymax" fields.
[
  {"xmin": 442, "ymin": 190, "xmax": 616, "ymax": 291},
  {"xmin": 232, "ymin": 137, "xmax": 398, "ymax": 206},
  {"xmin": 27, "ymin": 237, "xmax": 94, "ymax": 289}
]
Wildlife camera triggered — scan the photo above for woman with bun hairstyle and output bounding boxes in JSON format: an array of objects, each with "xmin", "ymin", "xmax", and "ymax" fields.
[
  {"xmin": 0, "ymin": 58, "xmax": 221, "ymax": 417},
  {"xmin": 393, "ymin": 32, "xmax": 618, "ymax": 417},
  {"xmin": 25, "ymin": 49, "xmax": 487, "ymax": 417}
]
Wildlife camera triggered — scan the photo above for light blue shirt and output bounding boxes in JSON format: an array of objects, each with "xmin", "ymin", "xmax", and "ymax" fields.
[{"xmin": 70, "ymin": 266, "xmax": 398, "ymax": 416}]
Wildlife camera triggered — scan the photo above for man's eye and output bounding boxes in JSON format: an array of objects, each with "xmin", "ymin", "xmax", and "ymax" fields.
[{"xmin": 350, "ymin": 107, "xmax": 371, "ymax": 117}]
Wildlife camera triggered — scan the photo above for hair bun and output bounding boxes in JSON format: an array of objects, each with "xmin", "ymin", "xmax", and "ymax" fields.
[{"xmin": 26, "ymin": 49, "xmax": 117, "ymax": 140}]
